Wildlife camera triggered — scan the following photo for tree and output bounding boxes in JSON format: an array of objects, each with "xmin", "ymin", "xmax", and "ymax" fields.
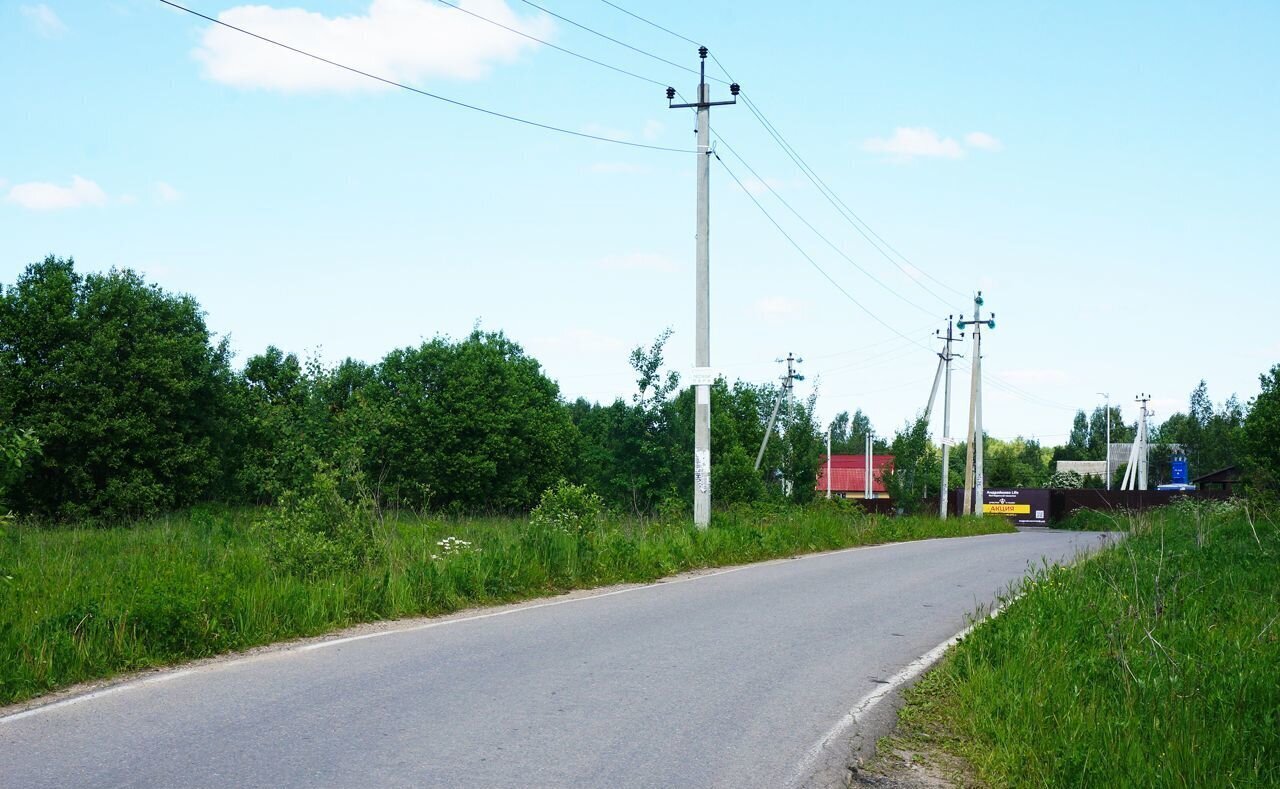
[
  {"xmin": 0, "ymin": 426, "xmax": 40, "ymax": 514},
  {"xmin": 883, "ymin": 417, "xmax": 937, "ymax": 513},
  {"xmin": 829, "ymin": 409, "xmax": 891, "ymax": 454},
  {"xmin": 367, "ymin": 330, "xmax": 577, "ymax": 511},
  {"xmin": 0, "ymin": 257, "xmax": 238, "ymax": 520},
  {"xmin": 781, "ymin": 393, "xmax": 823, "ymax": 504},
  {"xmin": 1241, "ymin": 364, "xmax": 1280, "ymax": 498}
]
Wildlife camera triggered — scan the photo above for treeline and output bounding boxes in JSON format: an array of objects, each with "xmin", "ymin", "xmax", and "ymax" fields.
[
  {"xmin": 3, "ymin": 257, "xmax": 1278, "ymax": 522},
  {"xmin": 0, "ymin": 258, "xmax": 828, "ymax": 522},
  {"xmin": 1050, "ymin": 381, "xmax": 1263, "ymax": 487}
]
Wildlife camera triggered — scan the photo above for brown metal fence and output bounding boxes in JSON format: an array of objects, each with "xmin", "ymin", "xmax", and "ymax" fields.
[{"xmin": 931, "ymin": 488, "xmax": 1235, "ymax": 522}]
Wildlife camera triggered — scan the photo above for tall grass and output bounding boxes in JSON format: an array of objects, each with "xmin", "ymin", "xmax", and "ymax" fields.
[
  {"xmin": 897, "ymin": 500, "xmax": 1280, "ymax": 786},
  {"xmin": 0, "ymin": 501, "xmax": 1012, "ymax": 706}
]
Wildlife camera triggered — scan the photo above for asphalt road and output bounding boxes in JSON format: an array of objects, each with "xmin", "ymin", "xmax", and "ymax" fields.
[{"xmin": 1, "ymin": 529, "xmax": 1112, "ymax": 788}]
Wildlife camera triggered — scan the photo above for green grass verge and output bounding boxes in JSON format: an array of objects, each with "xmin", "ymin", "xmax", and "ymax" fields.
[
  {"xmin": 0, "ymin": 501, "xmax": 1012, "ymax": 707},
  {"xmin": 895, "ymin": 500, "xmax": 1279, "ymax": 786}
]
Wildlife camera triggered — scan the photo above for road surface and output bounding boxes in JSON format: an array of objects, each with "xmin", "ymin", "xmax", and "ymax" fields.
[{"xmin": 0, "ymin": 529, "xmax": 1111, "ymax": 788}]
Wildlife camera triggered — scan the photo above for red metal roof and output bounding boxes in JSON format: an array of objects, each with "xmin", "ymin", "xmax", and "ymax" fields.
[{"xmin": 814, "ymin": 455, "xmax": 893, "ymax": 493}]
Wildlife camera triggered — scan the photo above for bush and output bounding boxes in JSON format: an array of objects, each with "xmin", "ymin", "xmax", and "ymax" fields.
[
  {"xmin": 0, "ymin": 257, "xmax": 238, "ymax": 521},
  {"xmin": 529, "ymin": 480, "xmax": 603, "ymax": 537},
  {"xmin": 262, "ymin": 470, "xmax": 385, "ymax": 578}
]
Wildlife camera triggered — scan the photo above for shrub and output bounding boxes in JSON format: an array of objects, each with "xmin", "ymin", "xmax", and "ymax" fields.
[
  {"xmin": 262, "ymin": 469, "xmax": 385, "ymax": 578},
  {"xmin": 529, "ymin": 480, "xmax": 603, "ymax": 537}
]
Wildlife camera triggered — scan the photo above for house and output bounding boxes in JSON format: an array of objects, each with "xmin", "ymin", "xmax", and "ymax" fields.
[{"xmin": 814, "ymin": 454, "xmax": 894, "ymax": 499}]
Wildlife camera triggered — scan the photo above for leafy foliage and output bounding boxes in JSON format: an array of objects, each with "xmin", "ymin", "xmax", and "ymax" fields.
[
  {"xmin": 528, "ymin": 480, "xmax": 603, "ymax": 537},
  {"xmin": 0, "ymin": 257, "xmax": 238, "ymax": 521},
  {"xmin": 882, "ymin": 417, "xmax": 937, "ymax": 513},
  {"xmin": 1241, "ymin": 364, "xmax": 1280, "ymax": 499},
  {"xmin": 262, "ymin": 469, "xmax": 385, "ymax": 579}
]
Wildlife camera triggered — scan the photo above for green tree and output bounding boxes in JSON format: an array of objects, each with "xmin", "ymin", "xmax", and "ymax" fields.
[
  {"xmin": 367, "ymin": 329, "xmax": 577, "ymax": 511},
  {"xmin": 781, "ymin": 393, "xmax": 823, "ymax": 504},
  {"xmin": 1241, "ymin": 364, "xmax": 1280, "ymax": 498},
  {"xmin": 0, "ymin": 257, "xmax": 238, "ymax": 521},
  {"xmin": 0, "ymin": 426, "xmax": 40, "ymax": 514},
  {"xmin": 883, "ymin": 417, "xmax": 938, "ymax": 512}
]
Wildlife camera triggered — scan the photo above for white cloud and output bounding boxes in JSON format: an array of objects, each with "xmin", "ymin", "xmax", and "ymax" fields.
[
  {"xmin": 193, "ymin": 0, "xmax": 551, "ymax": 92},
  {"xmin": 21, "ymin": 4, "xmax": 66, "ymax": 37},
  {"xmin": 863, "ymin": 127, "xmax": 964, "ymax": 160},
  {"xmin": 964, "ymin": 131, "xmax": 1003, "ymax": 152},
  {"xmin": 589, "ymin": 162, "xmax": 649, "ymax": 175},
  {"xmin": 753, "ymin": 296, "xmax": 807, "ymax": 321},
  {"xmin": 155, "ymin": 181, "xmax": 182, "ymax": 202},
  {"xmin": 594, "ymin": 252, "xmax": 680, "ymax": 273},
  {"xmin": 6, "ymin": 176, "xmax": 107, "ymax": 210}
]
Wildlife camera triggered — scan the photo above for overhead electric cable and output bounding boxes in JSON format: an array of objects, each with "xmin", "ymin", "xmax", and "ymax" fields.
[
  {"xmin": 157, "ymin": 0, "xmax": 694, "ymax": 154},
  {"xmin": 432, "ymin": 0, "xmax": 668, "ymax": 87},
  {"xmin": 714, "ymin": 152, "xmax": 937, "ymax": 356},
  {"xmin": 738, "ymin": 93, "xmax": 963, "ymax": 306},
  {"xmin": 712, "ymin": 131, "xmax": 938, "ymax": 318},
  {"xmin": 595, "ymin": 0, "xmax": 703, "ymax": 47},
  {"xmin": 514, "ymin": 0, "xmax": 729, "ymax": 84},
  {"xmin": 589, "ymin": 2, "xmax": 967, "ymax": 301}
]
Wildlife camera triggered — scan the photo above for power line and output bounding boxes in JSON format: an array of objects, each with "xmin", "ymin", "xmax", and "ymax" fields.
[
  {"xmin": 739, "ymin": 93, "xmax": 964, "ymax": 307},
  {"xmin": 713, "ymin": 151, "xmax": 937, "ymax": 356},
  {"xmin": 585, "ymin": 1, "xmax": 967, "ymax": 302},
  {"xmin": 156, "ymin": 0, "xmax": 694, "ymax": 154},
  {"xmin": 514, "ymin": 0, "xmax": 729, "ymax": 84},
  {"xmin": 433, "ymin": 0, "xmax": 669, "ymax": 87},
  {"xmin": 712, "ymin": 131, "xmax": 939, "ymax": 318},
  {"xmin": 595, "ymin": 0, "xmax": 703, "ymax": 47}
]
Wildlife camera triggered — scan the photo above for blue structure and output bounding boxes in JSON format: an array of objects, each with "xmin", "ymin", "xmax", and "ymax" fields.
[{"xmin": 1157, "ymin": 452, "xmax": 1196, "ymax": 491}]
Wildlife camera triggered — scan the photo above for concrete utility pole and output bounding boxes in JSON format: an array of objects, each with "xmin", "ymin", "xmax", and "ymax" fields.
[
  {"xmin": 1120, "ymin": 393, "xmax": 1152, "ymax": 491},
  {"xmin": 668, "ymin": 50, "xmax": 739, "ymax": 528},
  {"xmin": 934, "ymin": 318, "xmax": 962, "ymax": 518},
  {"xmin": 826, "ymin": 427, "xmax": 832, "ymax": 499},
  {"xmin": 1137, "ymin": 394, "xmax": 1151, "ymax": 490},
  {"xmin": 958, "ymin": 294, "xmax": 996, "ymax": 516},
  {"xmin": 754, "ymin": 353, "xmax": 803, "ymax": 472},
  {"xmin": 1097, "ymin": 392, "xmax": 1111, "ymax": 490},
  {"xmin": 865, "ymin": 431, "xmax": 874, "ymax": 500}
]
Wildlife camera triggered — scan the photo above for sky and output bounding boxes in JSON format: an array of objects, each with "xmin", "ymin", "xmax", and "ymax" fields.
[{"xmin": 2, "ymin": 0, "xmax": 1278, "ymax": 446}]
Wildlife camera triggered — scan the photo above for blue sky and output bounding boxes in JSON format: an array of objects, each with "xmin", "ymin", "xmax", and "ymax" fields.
[{"xmin": 2, "ymin": 0, "xmax": 1277, "ymax": 444}]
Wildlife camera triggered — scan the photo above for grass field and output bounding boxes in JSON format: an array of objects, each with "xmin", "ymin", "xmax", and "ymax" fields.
[
  {"xmin": 892, "ymin": 499, "xmax": 1279, "ymax": 786},
  {"xmin": 0, "ymin": 499, "xmax": 1013, "ymax": 707}
]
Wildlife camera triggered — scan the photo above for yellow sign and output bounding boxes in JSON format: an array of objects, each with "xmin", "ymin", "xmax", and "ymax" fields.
[{"xmin": 984, "ymin": 503, "xmax": 1031, "ymax": 515}]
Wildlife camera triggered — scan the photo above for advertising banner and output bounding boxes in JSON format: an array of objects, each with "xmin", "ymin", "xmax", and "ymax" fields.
[{"xmin": 982, "ymin": 489, "xmax": 1050, "ymax": 526}]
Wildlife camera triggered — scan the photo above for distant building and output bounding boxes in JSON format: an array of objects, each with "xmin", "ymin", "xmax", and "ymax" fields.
[
  {"xmin": 815, "ymin": 454, "xmax": 893, "ymax": 499},
  {"xmin": 1054, "ymin": 460, "xmax": 1107, "ymax": 478}
]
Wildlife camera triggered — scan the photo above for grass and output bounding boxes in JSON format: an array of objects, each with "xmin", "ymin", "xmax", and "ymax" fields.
[
  {"xmin": 0, "ymin": 499, "xmax": 1013, "ymax": 707},
  {"xmin": 891, "ymin": 499, "xmax": 1280, "ymax": 787}
]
